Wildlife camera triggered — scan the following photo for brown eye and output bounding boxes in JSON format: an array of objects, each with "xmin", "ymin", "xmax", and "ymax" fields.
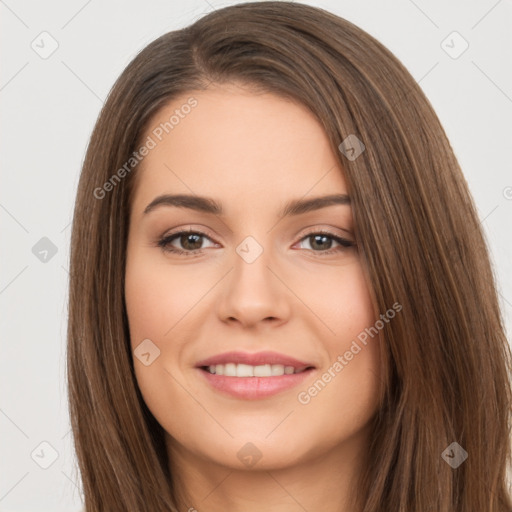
[
  {"xmin": 176, "ymin": 233, "xmax": 203, "ymax": 251},
  {"xmin": 296, "ymin": 230, "xmax": 355, "ymax": 255},
  {"xmin": 308, "ymin": 234, "xmax": 334, "ymax": 251},
  {"xmin": 157, "ymin": 230, "xmax": 216, "ymax": 255}
]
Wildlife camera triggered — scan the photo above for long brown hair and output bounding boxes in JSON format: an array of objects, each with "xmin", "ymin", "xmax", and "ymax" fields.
[{"xmin": 67, "ymin": 2, "xmax": 512, "ymax": 510}]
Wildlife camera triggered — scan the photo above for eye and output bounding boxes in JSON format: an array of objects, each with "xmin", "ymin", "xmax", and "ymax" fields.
[
  {"xmin": 294, "ymin": 230, "xmax": 355, "ymax": 256},
  {"xmin": 157, "ymin": 229, "xmax": 217, "ymax": 256}
]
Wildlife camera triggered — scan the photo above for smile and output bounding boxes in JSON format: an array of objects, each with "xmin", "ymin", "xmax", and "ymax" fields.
[
  {"xmin": 203, "ymin": 363, "xmax": 309, "ymax": 377},
  {"xmin": 196, "ymin": 351, "xmax": 316, "ymax": 400}
]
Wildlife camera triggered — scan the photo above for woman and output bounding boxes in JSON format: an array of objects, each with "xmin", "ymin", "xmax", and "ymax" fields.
[{"xmin": 67, "ymin": 2, "xmax": 512, "ymax": 510}]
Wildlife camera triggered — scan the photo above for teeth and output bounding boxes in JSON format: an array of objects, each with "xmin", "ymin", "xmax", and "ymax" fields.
[
  {"xmin": 254, "ymin": 364, "xmax": 271, "ymax": 377},
  {"xmin": 236, "ymin": 364, "xmax": 254, "ymax": 377},
  {"xmin": 206, "ymin": 363, "xmax": 304, "ymax": 377}
]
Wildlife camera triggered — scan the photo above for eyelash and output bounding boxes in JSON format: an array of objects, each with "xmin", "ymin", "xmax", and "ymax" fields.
[{"xmin": 156, "ymin": 228, "xmax": 355, "ymax": 257}]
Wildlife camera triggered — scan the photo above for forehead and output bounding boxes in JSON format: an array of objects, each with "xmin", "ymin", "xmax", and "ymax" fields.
[{"xmin": 132, "ymin": 85, "xmax": 348, "ymax": 211}]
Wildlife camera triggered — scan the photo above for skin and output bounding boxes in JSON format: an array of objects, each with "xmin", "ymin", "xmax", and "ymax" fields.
[{"xmin": 125, "ymin": 83, "xmax": 382, "ymax": 511}]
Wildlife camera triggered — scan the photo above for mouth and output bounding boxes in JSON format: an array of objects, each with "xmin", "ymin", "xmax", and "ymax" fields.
[
  {"xmin": 195, "ymin": 351, "xmax": 316, "ymax": 400},
  {"xmin": 200, "ymin": 363, "xmax": 311, "ymax": 376}
]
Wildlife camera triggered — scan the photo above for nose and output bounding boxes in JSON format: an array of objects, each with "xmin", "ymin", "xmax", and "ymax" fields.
[{"xmin": 216, "ymin": 242, "xmax": 292, "ymax": 329}]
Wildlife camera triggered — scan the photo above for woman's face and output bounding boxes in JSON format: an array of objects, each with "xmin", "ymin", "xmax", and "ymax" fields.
[{"xmin": 125, "ymin": 83, "xmax": 381, "ymax": 472}]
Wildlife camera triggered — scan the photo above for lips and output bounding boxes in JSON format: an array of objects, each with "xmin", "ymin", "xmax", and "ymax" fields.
[{"xmin": 195, "ymin": 351, "xmax": 316, "ymax": 400}]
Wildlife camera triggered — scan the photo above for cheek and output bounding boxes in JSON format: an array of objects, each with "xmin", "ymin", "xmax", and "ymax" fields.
[
  {"xmin": 124, "ymin": 249, "xmax": 209, "ymax": 349},
  {"xmin": 298, "ymin": 259, "xmax": 376, "ymax": 340},
  {"xmin": 294, "ymin": 261, "xmax": 381, "ymax": 429},
  {"xmin": 124, "ymin": 247, "xmax": 218, "ymax": 417},
  {"xmin": 124, "ymin": 251, "xmax": 198, "ymax": 436}
]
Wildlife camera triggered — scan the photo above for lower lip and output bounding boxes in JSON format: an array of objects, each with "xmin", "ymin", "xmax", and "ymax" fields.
[{"xmin": 198, "ymin": 367, "xmax": 315, "ymax": 400}]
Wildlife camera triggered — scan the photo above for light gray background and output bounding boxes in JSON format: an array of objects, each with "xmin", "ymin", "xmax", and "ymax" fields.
[{"xmin": 1, "ymin": 0, "xmax": 511, "ymax": 510}]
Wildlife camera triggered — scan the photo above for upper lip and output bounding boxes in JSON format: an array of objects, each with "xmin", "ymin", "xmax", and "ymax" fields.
[{"xmin": 196, "ymin": 351, "xmax": 315, "ymax": 369}]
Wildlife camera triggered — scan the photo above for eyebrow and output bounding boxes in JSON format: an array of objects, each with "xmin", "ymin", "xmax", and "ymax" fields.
[{"xmin": 143, "ymin": 193, "xmax": 351, "ymax": 218}]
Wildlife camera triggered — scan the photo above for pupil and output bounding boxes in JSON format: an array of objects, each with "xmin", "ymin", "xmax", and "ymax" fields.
[
  {"xmin": 182, "ymin": 233, "xmax": 202, "ymax": 250},
  {"xmin": 311, "ymin": 234, "xmax": 331, "ymax": 250}
]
